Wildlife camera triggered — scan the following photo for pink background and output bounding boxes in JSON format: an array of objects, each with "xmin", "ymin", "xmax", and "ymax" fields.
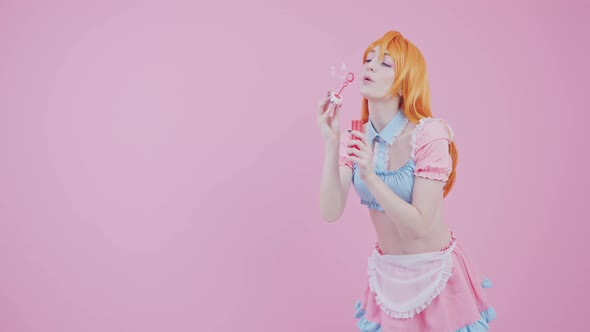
[{"xmin": 1, "ymin": 0, "xmax": 588, "ymax": 331}]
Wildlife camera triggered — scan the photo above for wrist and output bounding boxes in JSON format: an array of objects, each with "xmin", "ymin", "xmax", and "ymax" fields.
[
  {"xmin": 363, "ymin": 172, "xmax": 380, "ymax": 186},
  {"xmin": 324, "ymin": 138, "xmax": 340, "ymax": 150}
]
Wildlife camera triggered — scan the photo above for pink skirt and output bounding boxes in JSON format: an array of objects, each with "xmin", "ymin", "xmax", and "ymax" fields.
[{"xmin": 354, "ymin": 240, "xmax": 496, "ymax": 332}]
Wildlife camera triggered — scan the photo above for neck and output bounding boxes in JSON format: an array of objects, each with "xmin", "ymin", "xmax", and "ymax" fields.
[{"xmin": 367, "ymin": 96, "xmax": 401, "ymax": 132}]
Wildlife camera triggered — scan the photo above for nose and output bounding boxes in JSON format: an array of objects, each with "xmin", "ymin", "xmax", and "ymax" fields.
[{"xmin": 366, "ymin": 60, "xmax": 377, "ymax": 72}]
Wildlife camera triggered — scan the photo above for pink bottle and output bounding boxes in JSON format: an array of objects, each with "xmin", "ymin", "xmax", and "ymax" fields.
[{"xmin": 349, "ymin": 119, "xmax": 363, "ymax": 155}]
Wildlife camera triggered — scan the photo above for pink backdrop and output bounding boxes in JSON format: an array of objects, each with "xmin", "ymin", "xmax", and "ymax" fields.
[{"xmin": 1, "ymin": 0, "xmax": 588, "ymax": 331}]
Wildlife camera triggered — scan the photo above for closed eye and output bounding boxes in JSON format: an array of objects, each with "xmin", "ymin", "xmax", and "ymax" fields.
[{"xmin": 365, "ymin": 57, "xmax": 392, "ymax": 68}]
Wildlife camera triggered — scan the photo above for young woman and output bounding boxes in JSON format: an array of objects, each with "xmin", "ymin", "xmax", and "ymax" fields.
[{"xmin": 317, "ymin": 31, "xmax": 496, "ymax": 331}]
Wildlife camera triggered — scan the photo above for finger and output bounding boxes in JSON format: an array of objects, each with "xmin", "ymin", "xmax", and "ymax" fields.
[
  {"xmin": 317, "ymin": 95, "xmax": 331, "ymax": 116},
  {"xmin": 350, "ymin": 130, "xmax": 371, "ymax": 150},
  {"xmin": 347, "ymin": 137, "xmax": 367, "ymax": 151},
  {"xmin": 321, "ymin": 102, "xmax": 335, "ymax": 122},
  {"xmin": 347, "ymin": 148, "xmax": 368, "ymax": 160},
  {"xmin": 349, "ymin": 130, "xmax": 366, "ymax": 140},
  {"xmin": 333, "ymin": 104, "xmax": 342, "ymax": 120},
  {"xmin": 347, "ymin": 142, "xmax": 364, "ymax": 154},
  {"xmin": 359, "ymin": 131, "xmax": 369, "ymax": 146},
  {"xmin": 329, "ymin": 104, "xmax": 341, "ymax": 127},
  {"xmin": 317, "ymin": 101, "xmax": 331, "ymax": 123},
  {"xmin": 348, "ymin": 155, "xmax": 363, "ymax": 165}
]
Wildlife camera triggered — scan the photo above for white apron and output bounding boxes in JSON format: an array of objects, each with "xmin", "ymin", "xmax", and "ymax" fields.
[{"xmin": 367, "ymin": 242, "xmax": 456, "ymax": 319}]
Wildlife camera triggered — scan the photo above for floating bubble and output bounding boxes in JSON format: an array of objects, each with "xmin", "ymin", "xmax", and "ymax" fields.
[{"xmin": 329, "ymin": 59, "xmax": 349, "ymax": 81}]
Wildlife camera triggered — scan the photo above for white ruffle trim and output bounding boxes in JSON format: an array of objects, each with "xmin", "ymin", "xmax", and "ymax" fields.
[
  {"xmin": 385, "ymin": 118, "xmax": 408, "ymax": 170},
  {"xmin": 367, "ymin": 243, "xmax": 455, "ymax": 319},
  {"xmin": 415, "ymin": 170, "xmax": 449, "ymax": 182},
  {"xmin": 410, "ymin": 117, "xmax": 455, "ymax": 160},
  {"xmin": 390, "ymin": 118, "xmax": 410, "ymax": 145},
  {"xmin": 372, "ymin": 118, "xmax": 409, "ymax": 170}
]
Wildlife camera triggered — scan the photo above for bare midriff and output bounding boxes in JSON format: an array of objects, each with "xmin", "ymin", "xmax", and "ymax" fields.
[{"xmin": 369, "ymin": 207, "xmax": 454, "ymax": 255}]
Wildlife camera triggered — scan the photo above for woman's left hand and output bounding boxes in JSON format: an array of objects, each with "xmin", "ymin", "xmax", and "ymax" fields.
[{"xmin": 347, "ymin": 130, "xmax": 374, "ymax": 181}]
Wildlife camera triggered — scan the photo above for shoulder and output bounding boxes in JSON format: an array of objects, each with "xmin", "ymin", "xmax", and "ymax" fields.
[
  {"xmin": 412, "ymin": 117, "xmax": 454, "ymax": 145},
  {"xmin": 411, "ymin": 117, "xmax": 454, "ymax": 179}
]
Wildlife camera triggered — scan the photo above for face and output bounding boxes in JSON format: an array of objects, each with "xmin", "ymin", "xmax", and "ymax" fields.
[{"xmin": 359, "ymin": 45, "xmax": 396, "ymax": 100}]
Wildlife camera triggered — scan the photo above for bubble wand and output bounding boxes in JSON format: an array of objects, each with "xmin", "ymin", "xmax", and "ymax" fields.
[{"xmin": 328, "ymin": 72, "xmax": 355, "ymax": 105}]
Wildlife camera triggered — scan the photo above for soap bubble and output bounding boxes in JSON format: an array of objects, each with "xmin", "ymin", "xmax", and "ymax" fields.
[{"xmin": 329, "ymin": 59, "xmax": 350, "ymax": 81}]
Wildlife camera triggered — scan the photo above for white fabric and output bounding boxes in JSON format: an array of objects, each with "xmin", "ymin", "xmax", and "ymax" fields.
[{"xmin": 367, "ymin": 242, "xmax": 456, "ymax": 319}]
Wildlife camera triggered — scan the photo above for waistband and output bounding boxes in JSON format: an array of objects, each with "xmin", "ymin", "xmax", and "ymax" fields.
[{"xmin": 375, "ymin": 230, "xmax": 457, "ymax": 255}]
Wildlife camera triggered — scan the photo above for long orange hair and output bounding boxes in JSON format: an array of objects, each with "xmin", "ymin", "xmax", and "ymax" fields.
[{"xmin": 361, "ymin": 31, "xmax": 458, "ymax": 197}]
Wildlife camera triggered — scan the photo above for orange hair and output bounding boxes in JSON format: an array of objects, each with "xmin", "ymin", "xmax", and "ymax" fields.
[{"xmin": 361, "ymin": 31, "xmax": 458, "ymax": 197}]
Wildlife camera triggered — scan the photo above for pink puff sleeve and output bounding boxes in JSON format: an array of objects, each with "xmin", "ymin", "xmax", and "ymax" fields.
[
  {"xmin": 338, "ymin": 131, "xmax": 354, "ymax": 169},
  {"xmin": 411, "ymin": 119, "xmax": 453, "ymax": 181}
]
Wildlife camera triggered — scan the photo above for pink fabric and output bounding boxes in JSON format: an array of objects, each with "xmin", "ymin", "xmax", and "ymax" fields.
[
  {"xmin": 339, "ymin": 119, "xmax": 453, "ymax": 178},
  {"xmin": 367, "ymin": 242, "xmax": 455, "ymax": 319},
  {"xmin": 357, "ymin": 241, "xmax": 493, "ymax": 331},
  {"xmin": 413, "ymin": 119, "xmax": 453, "ymax": 181}
]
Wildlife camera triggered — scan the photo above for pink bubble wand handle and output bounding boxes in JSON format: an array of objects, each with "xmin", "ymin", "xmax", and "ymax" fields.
[{"xmin": 336, "ymin": 72, "xmax": 355, "ymax": 96}]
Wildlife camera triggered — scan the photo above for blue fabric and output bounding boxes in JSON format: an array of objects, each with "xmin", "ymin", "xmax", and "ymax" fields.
[
  {"xmin": 454, "ymin": 307, "xmax": 496, "ymax": 332},
  {"xmin": 353, "ymin": 111, "xmax": 415, "ymax": 211},
  {"xmin": 353, "ymin": 301, "xmax": 496, "ymax": 332},
  {"xmin": 354, "ymin": 301, "xmax": 382, "ymax": 332},
  {"xmin": 365, "ymin": 110, "xmax": 407, "ymax": 144}
]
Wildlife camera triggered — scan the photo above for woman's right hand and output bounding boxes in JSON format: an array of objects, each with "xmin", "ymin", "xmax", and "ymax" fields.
[{"xmin": 317, "ymin": 93, "xmax": 342, "ymax": 145}]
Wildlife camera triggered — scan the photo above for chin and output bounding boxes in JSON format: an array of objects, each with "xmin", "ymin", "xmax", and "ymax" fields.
[
  {"xmin": 360, "ymin": 87, "xmax": 376, "ymax": 99},
  {"xmin": 360, "ymin": 89, "xmax": 385, "ymax": 101}
]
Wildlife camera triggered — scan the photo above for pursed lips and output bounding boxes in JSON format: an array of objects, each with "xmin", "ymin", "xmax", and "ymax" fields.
[{"xmin": 363, "ymin": 75, "xmax": 374, "ymax": 84}]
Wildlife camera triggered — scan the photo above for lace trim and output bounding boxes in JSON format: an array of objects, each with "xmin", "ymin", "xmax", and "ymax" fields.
[
  {"xmin": 415, "ymin": 170, "xmax": 449, "ymax": 182},
  {"xmin": 373, "ymin": 118, "xmax": 409, "ymax": 170},
  {"xmin": 367, "ymin": 242, "xmax": 455, "ymax": 319},
  {"xmin": 385, "ymin": 118, "xmax": 408, "ymax": 170},
  {"xmin": 375, "ymin": 231, "xmax": 456, "ymax": 254},
  {"xmin": 410, "ymin": 117, "xmax": 454, "ymax": 160},
  {"xmin": 354, "ymin": 301, "xmax": 496, "ymax": 332}
]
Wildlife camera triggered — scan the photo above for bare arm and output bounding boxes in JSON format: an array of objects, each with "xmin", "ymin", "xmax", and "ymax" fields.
[
  {"xmin": 316, "ymin": 94, "xmax": 353, "ymax": 222},
  {"xmin": 319, "ymin": 141, "xmax": 353, "ymax": 222},
  {"xmin": 363, "ymin": 174, "xmax": 443, "ymax": 238},
  {"xmin": 348, "ymin": 128, "xmax": 450, "ymax": 238}
]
